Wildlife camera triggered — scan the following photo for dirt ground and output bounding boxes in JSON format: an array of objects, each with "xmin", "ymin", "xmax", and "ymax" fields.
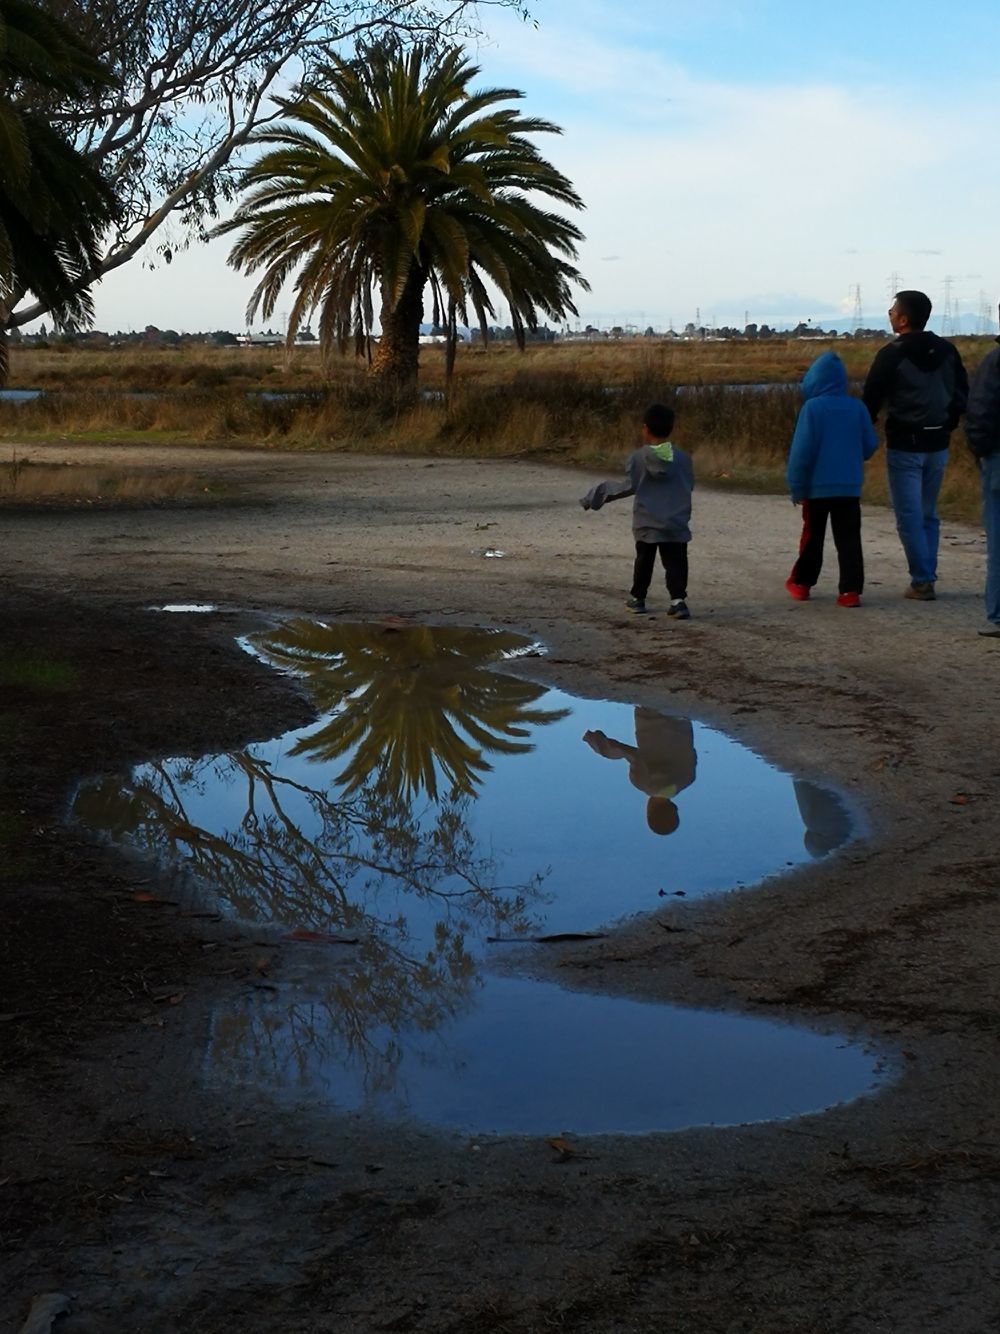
[{"xmin": 3, "ymin": 442, "xmax": 1000, "ymax": 1334}]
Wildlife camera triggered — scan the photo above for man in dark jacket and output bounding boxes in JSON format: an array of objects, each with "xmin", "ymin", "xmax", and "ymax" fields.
[
  {"xmin": 863, "ymin": 290, "xmax": 968, "ymax": 600},
  {"xmin": 964, "ymin": 307, "xmax": 1000, "ymax": 636}
]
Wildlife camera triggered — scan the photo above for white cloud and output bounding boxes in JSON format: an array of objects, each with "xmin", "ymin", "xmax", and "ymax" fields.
[{"xmin": 539, "ymin": 81, "xmax": 998, "ymax": 325}]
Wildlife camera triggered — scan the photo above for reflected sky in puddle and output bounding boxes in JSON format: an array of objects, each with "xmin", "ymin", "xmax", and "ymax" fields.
[
  {"xmin": 218, "ymin": 974, "xmax": 880, "ymax": 1136},
  {"xmin": 73, "ymin": 620, "xmax": 881, "ymax": 1134}
]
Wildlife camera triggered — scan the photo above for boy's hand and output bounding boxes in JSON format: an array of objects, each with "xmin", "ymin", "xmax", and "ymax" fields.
[{"xmin": 579, "ymin": 497, "xmax": 591, "ymax": 510}]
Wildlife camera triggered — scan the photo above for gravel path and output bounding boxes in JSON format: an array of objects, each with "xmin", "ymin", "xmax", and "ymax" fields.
[{"xmin": 3, "ymin": 443, "xmax": 999, "ymax": 1334}]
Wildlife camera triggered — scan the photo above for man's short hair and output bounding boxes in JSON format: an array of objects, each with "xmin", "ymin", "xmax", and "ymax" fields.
[
  {"xmin": 644, "ymin": 403, "xmax": 675, "ymax": 438},
  {"xmin": 895, "ymin": 290, "xmax": 932, "ymax": 331}
]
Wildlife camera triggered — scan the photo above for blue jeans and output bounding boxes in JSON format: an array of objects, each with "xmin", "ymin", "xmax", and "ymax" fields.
[
  {"xmin": 982, "ymin": 455, "xmax": 1000, "ymax": 624},
  {"xmin": 886, "ymin": 449, "xmax": 948, "ymax": 585}
]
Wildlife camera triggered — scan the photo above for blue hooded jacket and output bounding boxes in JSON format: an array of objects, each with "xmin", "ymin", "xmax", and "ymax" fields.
[{"xmin": 786, "ymin": 351, "xmax": 878, "ymax": 502}]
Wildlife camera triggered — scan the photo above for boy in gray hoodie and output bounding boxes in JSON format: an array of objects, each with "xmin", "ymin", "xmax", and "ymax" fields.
[{"xmin": 580, "ymin": 403, "xmax": 694, "ymax": 618}]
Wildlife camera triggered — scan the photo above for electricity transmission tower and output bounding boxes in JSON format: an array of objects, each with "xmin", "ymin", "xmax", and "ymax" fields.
[
  {"xmin": 886, "ymin": 271, "xmax": 901, "ymax": 302},
  {"xmin": 977, "ymin": 291, "xmax": 993, "ymax": 336},
  {"xmin": 850, "ymin": 284, "xmax": 863, "ymax": 333},
  {"xmin": 941, "ymin": 276, "xmax": 956, "ymax": 336}
]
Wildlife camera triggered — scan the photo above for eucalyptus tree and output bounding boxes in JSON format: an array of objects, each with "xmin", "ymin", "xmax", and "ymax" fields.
[
  {"xmin": 4, "ymin": 0, "xmax": 530, "ymax": 335},
  {"xmin": 219, "ymin": 42, "xmax": 587, "ymax": 388},
  {"xmin": 0, "ymin": 0, "xmax": 117, "ymax": 379}
]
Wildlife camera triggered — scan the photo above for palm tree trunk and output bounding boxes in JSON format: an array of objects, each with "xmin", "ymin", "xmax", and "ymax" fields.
[
  {"xmin": 444, "ymin": 299, "xmax": 458, "ymax": 402},
  {"xmin": 0, "ymin": 303, "xmax": 10, "ymax": 387},
  {"xmin": 371, "ymin": 264, "xmax": 426, "ymax": 391}
]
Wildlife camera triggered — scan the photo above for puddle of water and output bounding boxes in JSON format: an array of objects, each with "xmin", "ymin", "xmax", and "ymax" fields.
[
  {"xmin": 0, "ymin": 388, "xmax": 319, "ymax": 405},
  {"xmin": 248, "ymin": 390, "xmax": 328, "ymax": 405},
  {"xmin": 213, "ymin": 973, "xmax": 879, "ymax": 1135},
  {"xmin": 498, "ymin": 640, "xmax": 545, "ymax": 660},
  {"xmin": 150, "ymin": 604, "xmax": 218, "ymax": 613},
  {"xmin": 674, "ymin": 382, "xmax": 793, "ymax": 393},
  {"xmin": 0, "ymin": 388, "xmax": 160, "ymax": 402},
  {"xmin": 72, "ymin": 620, "xmax": 880, "ymax": 1134}
]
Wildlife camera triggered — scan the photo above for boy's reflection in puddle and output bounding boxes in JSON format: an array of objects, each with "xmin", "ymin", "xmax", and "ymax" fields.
[{"xmin": 583, "ymin": 709, "xmax": 697, "ymax": 835}]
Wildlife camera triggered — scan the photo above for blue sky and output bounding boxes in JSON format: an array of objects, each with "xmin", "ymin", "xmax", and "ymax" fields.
[{"xmin": 87, "ymin": 0, "xmax": 1000, "ymax": 335}]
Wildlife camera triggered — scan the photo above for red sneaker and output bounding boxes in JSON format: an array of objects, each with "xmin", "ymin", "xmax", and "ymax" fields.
[
  {"xmin": 785, "ymin": 578, "xmax": 810, "ymax": 601},
  {"xmin": 836, "ymin": 591, "xmax": 861, "ymax": 608}
]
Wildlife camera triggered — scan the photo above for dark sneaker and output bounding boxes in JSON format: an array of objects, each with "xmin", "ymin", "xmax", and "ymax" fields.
[
  {"xmin": 836, "ymin": 592, "xmax": 861, "ymax": 608},
  {"xmin": 904, "ymin": 582, "xmax": 935, "ymax": 601},
  {"xmin": 625, "ymin": 597, "xmax": 647, "ymax": 613},
  {"xmin": 978, "ymin": 623, "xmax": 1000, "ymax": 638},
  {"xmin": 784, "ymin": 577, "xmax": 810, "ymax": 601},
  {"xmin": 667, "ymin": 600, "xmax": 690, "ymax": 620}
]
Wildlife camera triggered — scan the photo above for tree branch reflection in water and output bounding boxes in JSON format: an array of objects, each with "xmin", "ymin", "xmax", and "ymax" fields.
[{"xmin": 73, "ymin": 623, "xmax": 573, "ymax": 1092}]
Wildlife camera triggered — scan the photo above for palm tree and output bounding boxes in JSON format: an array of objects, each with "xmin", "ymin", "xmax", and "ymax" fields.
[
  {"xmin": 0, "ymin": 0, "xmax": 117, "ymax": 381},
  {"xmin": 218, "ymin": 42, "xmax": 588, "ymax": 389}
]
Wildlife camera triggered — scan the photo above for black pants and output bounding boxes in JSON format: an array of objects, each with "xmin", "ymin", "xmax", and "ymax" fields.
[
  {"xmin": 791, "ymin": 497, "xmax": 863, "ymax": 593},
  {"xmin": 631, "ymin": 541, "xmax": 688, "ymax": 600}
]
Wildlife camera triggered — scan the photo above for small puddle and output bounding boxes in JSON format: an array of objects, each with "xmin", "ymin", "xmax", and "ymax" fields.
[
  {"xmin": 72, "ymin": 620, "xmax": 883, "ymax": 1134},
  {"xmin": 150, "ymin": 604, "xmax": 218, "ymax": 614}
]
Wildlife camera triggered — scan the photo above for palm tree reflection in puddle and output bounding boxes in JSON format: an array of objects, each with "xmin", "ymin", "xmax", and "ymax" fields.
[
  {"xmin": 250, "ymin": 620, "xmax": 567, "ymax": 799},
  {"xmin": 74, "ymin": 622, "xmax": 568, "ymax": 1093}
]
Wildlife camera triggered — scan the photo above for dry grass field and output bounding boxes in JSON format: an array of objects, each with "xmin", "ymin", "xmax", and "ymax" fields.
[{"xmin": 3, "ymin": 335, "xmax": 993, "ymax": 520}]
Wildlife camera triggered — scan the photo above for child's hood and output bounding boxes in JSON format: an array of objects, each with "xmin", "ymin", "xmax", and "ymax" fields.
[
  {"xmin": 640, "ymin": 441, "xmax": 675, "ymax": 474},
  {"xmin": 800, "ymin": 351, "xmax": 847, "ymax": 400}
]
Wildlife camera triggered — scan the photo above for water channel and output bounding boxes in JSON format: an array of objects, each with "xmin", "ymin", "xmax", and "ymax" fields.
[
  {"xmin": 72, "ymin": 619, "xmax": 885, "ymax": 1135},
  {"xmin": 0, "ymin": 383, "xmax": 792, "ymax": 404}
]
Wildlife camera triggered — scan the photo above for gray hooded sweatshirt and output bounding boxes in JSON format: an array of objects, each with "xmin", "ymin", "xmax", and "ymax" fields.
[{"xmin": 580, "ymin": 441, "xmax": 694, "ymax": 543}]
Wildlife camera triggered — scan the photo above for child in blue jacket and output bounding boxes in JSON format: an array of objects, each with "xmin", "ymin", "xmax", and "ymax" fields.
[{"xmin": 786, "ymin": 351, "xmax": 878, "ymax": 607}]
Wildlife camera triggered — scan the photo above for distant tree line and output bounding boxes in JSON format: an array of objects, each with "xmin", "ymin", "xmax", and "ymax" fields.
[{"xmin": 12, "ymin": 325, "xmax": 289, "ymax": 348}]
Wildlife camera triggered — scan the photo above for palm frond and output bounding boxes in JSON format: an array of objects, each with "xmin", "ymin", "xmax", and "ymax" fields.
[{"xmin": 0, "ymin": 0, "xmax": 118, "ymax": 368}]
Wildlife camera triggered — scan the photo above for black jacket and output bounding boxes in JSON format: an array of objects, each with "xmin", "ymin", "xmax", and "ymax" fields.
[
  {"xmin": 862, "ymin": 331, "xmax": 968, "ymax": 450},
  {"xmin": 965, "ymin": 338, "xmax": 1000, "ymax": 459}
]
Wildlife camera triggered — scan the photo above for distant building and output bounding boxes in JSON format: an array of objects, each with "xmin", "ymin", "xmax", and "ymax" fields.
[{"xmin": 238, "ymin": 331, "xmax": 285, "ymax": 347}]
